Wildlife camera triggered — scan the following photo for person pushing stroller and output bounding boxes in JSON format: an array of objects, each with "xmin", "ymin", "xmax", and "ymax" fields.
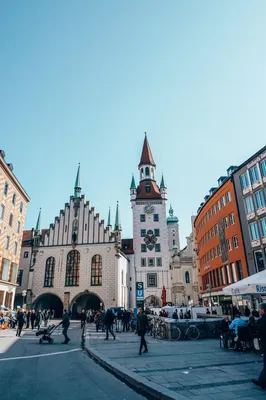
[{"xmin": 59, "ymin": 309, "xmax": 70, "ymax": 344}]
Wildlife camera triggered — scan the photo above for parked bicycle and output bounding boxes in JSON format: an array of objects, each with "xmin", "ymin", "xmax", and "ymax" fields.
[
  {"xmin": 152, "ymin": 317, "xmax": 167, "ymax": 340},
  {"xmin": 170, "ymin": 320, "xmax": 199, "ymax": 341}
]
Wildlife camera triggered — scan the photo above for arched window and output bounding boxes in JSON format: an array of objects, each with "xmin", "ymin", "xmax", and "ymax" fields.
[
  {"xmin": 65, "ymin": 250, "xmax": 80, "ymax": 286},
  {"xmin": 185, "ymin": 271, "xmax": 190, "ymax": 284},
  {"xmin": 145, "ymin": 167, "xmax": 150, "ymax": 176},
  {"xmin": 91, "ymin": 254, "xmax": 102, "ymax": 286},
  {"xmin": 44, "ymin": 257, "xmax": 55, "ymax": 287}
]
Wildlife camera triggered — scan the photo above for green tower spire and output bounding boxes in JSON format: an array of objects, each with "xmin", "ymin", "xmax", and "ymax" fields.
[
  {"xmin": 160, "ymin": 174, "xmax": 166, "ymax": 189},
  {"xmin": 114, "ymin": 201, "xmax": 121, "ymax": 231},
  {"xmin": 107, "ymin": 207, "xmax": 111, "ymax": 227},
  {"xmin": 74, "ymin": 163, "xmax": 81, "ymax": 198},
  {"xmin": 35, "ymin": 208, "xmax": 41, "ymax": 233},
  {"xmin": 130, "ymin": 174, "xmax": 136, "ymax": 190}
]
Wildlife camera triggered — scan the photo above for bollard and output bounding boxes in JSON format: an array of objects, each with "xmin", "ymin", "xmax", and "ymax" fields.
[{"xmin": 81, "ymin": 322, "xmax": 86, "ymax": 350}]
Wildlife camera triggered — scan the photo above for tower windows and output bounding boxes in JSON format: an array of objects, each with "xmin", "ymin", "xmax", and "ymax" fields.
[
  {"xmin": 145, "ymin": 184, "xmax": 151, "ymax": 193},
  {"xmin": 155, "ymin": 244, "xmax": 161, "ymax": 252},
  {"xmin": 140, "ymin": 214, "xmax": 145, "ymax": 222},
  {"xmin": 154, "ymin": 229, "xmax": 160, "ymax": 237},
  {"xmin": 65, "ymin": 250, "xmax": 80, "ymax": 286},
  {"xmin": 156, "ymin": 257, "xmax": 162, "ymax": 266},
  {"xmin": 141, "ymin": 229, "xmax": 146, "ymax": 237},
  {"xmin": 145, "ymin": 167, "xmax": 150, "ymax": 177},
  {"xmin": 141, "ymin": 244, "xmax": 147, "ymax": 252},
  {"xmin": 147, "ymin": 273, "xmax": 157, "ymax": 287},
  {"xmin": 91, "ymin": 254, "xmax": 102, "ymax": 286},
  {"xmin": 44, "ymin": 257, "xmax": 55, "ymax": 287},
  {"xmin": 141, "ymin": 258, "xmax": 146, "ymax": 267},
  {"xmin": 148, "ymin": 258, "xmax": 155, "ymax": 267},
  {"xmin": 154, "ymin": 214, "xmax": 159, "ymax": 222}
]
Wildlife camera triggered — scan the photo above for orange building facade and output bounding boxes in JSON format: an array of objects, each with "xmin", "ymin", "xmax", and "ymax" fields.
[{"xmin": 194, "ymin": 178, "xmax": 248, "ymax": 307}]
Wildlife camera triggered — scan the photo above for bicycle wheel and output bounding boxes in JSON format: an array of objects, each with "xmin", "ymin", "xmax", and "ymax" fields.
[
  {"xmin": 170, "ymin": 326, "xmax": 181, "ymax": 341},
  {"xmin": 156, "ymin": 325, "xmax": 166, "ymax": 340},
  {"xmin": 187, "ymin": 325, "xmax": 200, "ymax": 340}
]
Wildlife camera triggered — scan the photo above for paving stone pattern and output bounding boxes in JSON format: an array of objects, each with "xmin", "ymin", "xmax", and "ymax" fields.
[{"xmin": 86, "ymin": 324, "xmax": 265, "ymax": 399}]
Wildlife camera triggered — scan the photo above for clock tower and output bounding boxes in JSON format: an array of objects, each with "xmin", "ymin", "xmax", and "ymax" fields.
[{"xmin": 130, "ymin": 133, "xmax": 171, "ymax": 308}]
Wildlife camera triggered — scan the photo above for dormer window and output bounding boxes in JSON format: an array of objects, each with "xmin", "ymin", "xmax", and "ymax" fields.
[{"xmin": 145, "ymin": 184, "xmax": 151, "ymax": 193}]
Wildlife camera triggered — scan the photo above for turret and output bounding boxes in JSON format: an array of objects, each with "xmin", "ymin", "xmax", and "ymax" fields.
[
  {"xmin": 160, "ymin": 174, "xmax": 167, "ymax": 200},
  {"xmin": 107, "ymin": 207, "xmax": 111, "ymax": 228},
  {"xmin": 74, "ymin": 163, "xmax": 81, "ymax": 198},
  {"xmin": 130, "ymin": 174, "xmax": 137, "ymax": 201}
]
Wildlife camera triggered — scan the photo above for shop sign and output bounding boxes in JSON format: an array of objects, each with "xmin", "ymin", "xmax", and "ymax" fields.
[
  {"xmin": 256, "ymin": 285, "xmax": 266, "ymax": 293},
  {"xmin": 136, "ymin": 282, "xmax": 144, "ymax": 300}
]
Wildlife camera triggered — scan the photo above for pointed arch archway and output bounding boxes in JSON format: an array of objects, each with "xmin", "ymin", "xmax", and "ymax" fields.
[
  {"xmin": 69, "ymin": 290, "xmax": 104, "ymax": 318},
  {"xmin": 33, "ymin": 292, "xmax": 64, "ymax": 318}
]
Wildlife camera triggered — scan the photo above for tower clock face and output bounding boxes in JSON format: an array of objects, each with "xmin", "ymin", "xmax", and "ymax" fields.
[{"xmin": 144, "ymin": 204, "xmax": 155, "ymax": 214}]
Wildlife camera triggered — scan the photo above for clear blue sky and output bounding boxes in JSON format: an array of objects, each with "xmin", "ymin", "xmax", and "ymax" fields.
[{"xmin": 1, "ymin": 1, "xmax": 266, "ymax": 247}]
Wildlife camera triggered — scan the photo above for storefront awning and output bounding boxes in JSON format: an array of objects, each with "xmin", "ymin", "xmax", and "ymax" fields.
[{"xmin": 223, "ymin": 269, "xmax": 266, "ymax": 296}]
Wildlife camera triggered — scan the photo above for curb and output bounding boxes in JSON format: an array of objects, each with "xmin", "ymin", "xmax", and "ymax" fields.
[{"xmin": 85, "ymin": 345, "xmax": 187, "ymax": 400}]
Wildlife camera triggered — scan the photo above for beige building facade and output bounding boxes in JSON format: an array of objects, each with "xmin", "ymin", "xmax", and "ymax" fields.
[{"xmin": 0, "ymin": 150, "xmax": 30, "ymax": 309}]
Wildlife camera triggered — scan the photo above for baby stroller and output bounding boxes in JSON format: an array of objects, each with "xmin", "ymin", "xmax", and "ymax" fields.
[{"xmin": 36, "ymin": 323, "xmax": 60, "ymax": 344}]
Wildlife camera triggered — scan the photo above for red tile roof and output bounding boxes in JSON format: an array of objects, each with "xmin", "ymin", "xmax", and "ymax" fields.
[
  {"xmin": 138, "ymin": 135, "xmax": 156, "ymax": 168},
  {"xmin": 136, "ymin": 180, "xmax": 162, "ymax": 200}
]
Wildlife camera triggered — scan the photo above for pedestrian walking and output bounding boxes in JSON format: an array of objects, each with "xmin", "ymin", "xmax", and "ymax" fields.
[
  {"xmin": 252, "ymin": 303, "xmax": 266, "ymax": 389},
  {"xmin": 26, "ymin": 309, "xmax": 31, "ymax": 328},
  {"xmin": 116, "ymin": 309, "xmax": 123, "ymax": 332},
  {"xmin": 16, "ymin": 309, "xmax": 25, "ymax": 337},
  {"xmin": 137, "ymin": 307, "xmax": 148, "ymax": 355},
  {"xmin": 30, "ymin": 310, "xmax": 36, "ymax": 330},
  {"xmin": 60, "ymin": 309, "xmax": 70, "ymax": 344},
  {"xmin": 80, "ymin": 309, "xmax": 86, "ymax": 329},
  {"xmin": 36, "ymin": 310, "xmax": 42, "ymax": 330},
  {"xmin": 44, "ymin": 310, "xmax": 50, "ymax": 327},
  {"xmin": 104, "ymin": 309, "xmax": 115, "ymax": 340}
]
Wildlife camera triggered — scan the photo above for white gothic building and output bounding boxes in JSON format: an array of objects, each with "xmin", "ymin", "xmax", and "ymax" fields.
[{"xmin": 16, "ymin": 166, "xmax": 130, "ymax": 317}]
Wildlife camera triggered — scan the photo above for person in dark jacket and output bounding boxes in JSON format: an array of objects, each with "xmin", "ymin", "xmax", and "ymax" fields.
[
  {"xmin": 244, "ymin": 306, "xmax": 251, "ymax": 317},
  {"xmin": 30, "ymin": 310, "xmax": 36, "ymax": 330},
  {"xmin": 122, "ymin": 310, "xmax": 130, "ymax": 332},
  {"xmin": 220, "ymin": 316, "xmax": 230, "ymax": 349},
  {"xmin": 36, "ymin": 310, "xmax": 42, "ymax": 330},
  {"xmin": 80, "ymin": 309, "xmax": 86, "ymax": 329},
  {"xmin": 16, "ymin": 309, "xmax": 25, "ymax": 337},
  {"xmin": 26, "ymin": 309, "xmax": 31, "ymax": 329},
  {"xmin": 60, "ymin": 309, "xmax": 70, "ymax": 344},
  {"xmin": 104, "ymin": 309, "xmax": 115, "ymax": 340},
  {"xmin": 252, "ymin": 303, "xmax": 266, "ymax": 389},
  {"xmin": 137, "ymin": 308, "xmax": 149, "ymax": 355}
]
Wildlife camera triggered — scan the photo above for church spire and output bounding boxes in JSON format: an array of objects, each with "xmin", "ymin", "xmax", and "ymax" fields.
[
  {"xmin": 160, "ymin": 174, "xmax": 166, "ymax": 189},
  {"xmin": 74, "ymin": 163, "xmax": 81, "ymax": 198},
  {"xmin": 114, "ymin": 201, "xmax": 121, "ymax": 231},
  {"xmin": 138, "ymin": 132, "xmax": 156, "ymax": 168},
  {"xmin": 35, "ymin": 208, "xmax": 41, "ymax": 234},
  {"xmin": 107, "ymin": 207, "xmax": 111, "ymax": 227},
  {"xmin": 130, "ymin": 174, "xmax": 136, "ymax": 190}
]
